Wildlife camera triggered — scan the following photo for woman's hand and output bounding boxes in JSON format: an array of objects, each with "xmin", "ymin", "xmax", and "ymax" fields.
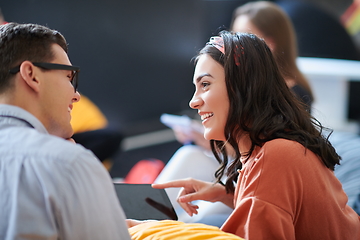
[{"xmin": 152, "ymin": 178, "xmax": 234, "ymax": 216}]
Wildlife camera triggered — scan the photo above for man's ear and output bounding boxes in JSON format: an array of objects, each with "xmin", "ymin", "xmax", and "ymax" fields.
[{"xmin": 19, "ymin": 61, "xmax": 41, "ymax": 93}]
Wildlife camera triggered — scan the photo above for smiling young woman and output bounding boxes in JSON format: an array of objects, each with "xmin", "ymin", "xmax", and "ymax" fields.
[{"xmin": 151, "ymin": 31, "xmax": 360, "ymax": 239}]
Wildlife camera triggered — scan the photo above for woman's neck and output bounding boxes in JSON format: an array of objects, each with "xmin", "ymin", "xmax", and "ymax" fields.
[{"xmin": 238, "ymin": 134, "xmax": 252, "ymax": 156}]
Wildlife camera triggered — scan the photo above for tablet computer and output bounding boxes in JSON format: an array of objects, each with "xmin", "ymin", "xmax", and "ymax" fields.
[{"xmin": 114, "ymin": 183, "xmax": 178, "ymax": 221}]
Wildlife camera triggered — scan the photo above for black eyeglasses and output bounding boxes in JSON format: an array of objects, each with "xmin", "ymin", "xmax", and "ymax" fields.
[{"xmin": 9, "ymin": 62, "xmax": 80, "ymax": 92}]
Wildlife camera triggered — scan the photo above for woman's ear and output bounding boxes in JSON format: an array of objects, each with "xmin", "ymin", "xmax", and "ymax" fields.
[
  {"xmin": 19, "ymin": 61, "xmax": 41, "ymax": 93},
  {"xmin": 264, "ymin": 36, "xmax": 276, "ymax": 52}
]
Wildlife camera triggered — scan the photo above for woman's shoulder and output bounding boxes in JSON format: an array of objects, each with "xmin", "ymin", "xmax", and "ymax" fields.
[
  {"xmin": 263, "ymin": 138, "xmax": 304, "ymax": 150},
  {"xmin": 260, "ymin": 139, "xmax": 315, "ymax": 165}
]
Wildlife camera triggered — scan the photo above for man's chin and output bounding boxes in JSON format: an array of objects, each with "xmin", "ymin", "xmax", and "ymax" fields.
[
  {"xmin": 51, "ymin": 129, "xmax": 74, "ymax": 140},
  {"xmin": 65, "ymin": 138, "xmax": 76, "ymax": 144}
]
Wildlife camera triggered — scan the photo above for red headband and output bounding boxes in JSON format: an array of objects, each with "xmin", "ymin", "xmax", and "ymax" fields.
[{"xmin": 206, "ymin": 36, "xmax": 225, "ymax": 54}]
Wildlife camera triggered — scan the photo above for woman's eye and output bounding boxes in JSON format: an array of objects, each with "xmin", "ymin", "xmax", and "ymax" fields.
[{"xmin": 201, "ymin": 82, "xmax": 210, "ymax": 88}]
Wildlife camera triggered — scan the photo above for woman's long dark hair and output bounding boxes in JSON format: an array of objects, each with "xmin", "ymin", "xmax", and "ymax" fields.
[{"xmin": 196, "ymin": 31, "xmax": 340, "ymax": 193}]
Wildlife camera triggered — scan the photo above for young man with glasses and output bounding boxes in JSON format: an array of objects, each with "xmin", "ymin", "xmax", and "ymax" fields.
[{"xmin": 0, "ymin": 22, "xmax": 131, "ymax": 240}]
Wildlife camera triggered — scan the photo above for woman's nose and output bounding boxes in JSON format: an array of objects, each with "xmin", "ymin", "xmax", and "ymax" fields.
[{"xmin": 189, "ymin": 94, "xmax": 203, "ymax": 109}]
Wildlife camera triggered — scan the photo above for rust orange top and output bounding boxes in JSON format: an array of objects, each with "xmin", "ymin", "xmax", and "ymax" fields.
[{"xmin": 221, "ymin": 139, "xmax": 360, "ymax": 239}]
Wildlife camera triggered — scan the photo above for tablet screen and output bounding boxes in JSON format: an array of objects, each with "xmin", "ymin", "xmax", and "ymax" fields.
[{"xmin": 114, "ymin": 183, "xmax": 178, "ymax": 220}]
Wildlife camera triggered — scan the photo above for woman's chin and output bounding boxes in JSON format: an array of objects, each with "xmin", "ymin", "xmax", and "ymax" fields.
[{"xmin": 204, "ymin": 131, "xmax": 226, "ymax": 142}]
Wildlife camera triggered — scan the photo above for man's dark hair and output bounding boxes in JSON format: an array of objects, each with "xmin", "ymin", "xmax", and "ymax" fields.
[{"xmin": 0, "ymin": 23, "xmax": 68, "ymax": 93}]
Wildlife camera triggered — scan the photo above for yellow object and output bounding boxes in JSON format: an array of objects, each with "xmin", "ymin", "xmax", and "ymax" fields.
[
  {"xmin": 70, "ymin": 95, "xmax": 108, "ymax": 133},
  {"xmin": 129, "ymin": 220, "xmax": 244, "ymax": 240},
  {"xmin": 102, "ymin": 159, "xmax": 114, "ymax": 172}
]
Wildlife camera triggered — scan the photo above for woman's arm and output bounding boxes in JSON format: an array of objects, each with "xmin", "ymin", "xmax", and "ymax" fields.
[{"xmin": 152, "ymin": 178, "xmax": 234, "ymax": 216}]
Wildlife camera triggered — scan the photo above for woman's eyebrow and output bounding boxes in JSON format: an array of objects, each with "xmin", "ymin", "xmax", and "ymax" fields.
[{"xmin": 194, "ymin": 73, "xmax": 212, "ymax": 84}]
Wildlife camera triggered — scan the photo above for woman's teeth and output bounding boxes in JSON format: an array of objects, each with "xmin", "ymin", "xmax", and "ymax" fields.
[{"xmin": 201, "ymin": 113, "xmax": 214, "ymax": 121}]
